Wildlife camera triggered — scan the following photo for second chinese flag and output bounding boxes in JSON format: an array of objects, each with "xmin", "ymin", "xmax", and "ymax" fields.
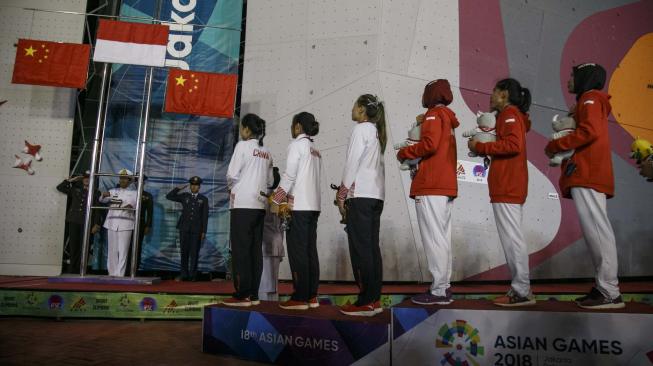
[{"xmin": 164, "ymin": 69, "xmax": 238, "ymax": 118}]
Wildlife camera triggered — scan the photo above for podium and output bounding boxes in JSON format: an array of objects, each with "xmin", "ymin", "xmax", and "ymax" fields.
[{"xmin": 203, "ymin": 301, "xmax": 390, "ymax": 365}]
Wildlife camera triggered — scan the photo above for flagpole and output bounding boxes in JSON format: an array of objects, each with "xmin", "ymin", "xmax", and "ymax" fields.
[
  {"xmin": 96, "ymin": 69, "xmax": 113, "ymax": 175},
  {"xmin": 80, "ymin": 62, "xmax": 110, "ymax": 276},
  {"xmin": 130, "ymin": 66, "xmax": 154, "ymax": 278}
]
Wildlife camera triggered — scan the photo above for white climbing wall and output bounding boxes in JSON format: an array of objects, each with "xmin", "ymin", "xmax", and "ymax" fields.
[
  {"xmin": 0, "ymin": 0, "xmax": 87, "ymax": 276},
  {"xmin": 241, "ymin": 0, "xmax": 561, "ymax": 282},
  {"xmin": 242, "ymin": 0, "xmax": 653, "ymax": 281}
]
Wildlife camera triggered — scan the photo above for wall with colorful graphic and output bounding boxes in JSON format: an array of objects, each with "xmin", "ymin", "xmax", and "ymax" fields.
[
  {"xmin": 98, "ymin": 0, "xmax": 242, "ymax": 272},
  {"xmin": 241, "ymin": 0, "xmax": 653, "ymax": 281}
]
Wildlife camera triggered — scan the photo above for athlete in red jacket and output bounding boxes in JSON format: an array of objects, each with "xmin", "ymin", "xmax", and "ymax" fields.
[
  {"xmin": 398, "ymin": 79, "xmax": 459, "ymax": 305},
  {"xmin": 469, "ymin": 78, "xmax": 535, "ymax": 307},
  {"xmin": 545, "ymin": 63, "xmax": 623, "ymax": 310}
]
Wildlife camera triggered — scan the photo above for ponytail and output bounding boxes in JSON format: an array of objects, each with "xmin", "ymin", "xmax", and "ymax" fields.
[
  {"xmin": 495, "ymin": 78, "xmax": 531, "ymax": 113},
  {"xmin": 293, "ymin": 111, "xmax": 320, "ymax": 136},
  {"xmin": 356, "ymin": 94, "xmax": 388, "ymax": 153},
  {"xmin": 258, "ymin": 120, "xmax": 266, "ymax": 146},
  {"xmin": 241, "ymin": 113, "xmax": 266, "ymax": 146}
]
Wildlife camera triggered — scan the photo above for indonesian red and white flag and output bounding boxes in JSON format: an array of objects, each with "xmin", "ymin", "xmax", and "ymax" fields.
[{"xmin": 93, "ymin": 19, "xmax": 168, "ymax": 67}]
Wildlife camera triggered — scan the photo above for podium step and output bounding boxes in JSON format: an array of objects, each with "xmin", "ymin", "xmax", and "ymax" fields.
[
  {"xmin": 392, "ymin": 299, "xmax": 653, "ymax": 366},
  {"xmin": 203, "ymin": 301, "xmax": 390, "ymax": 365},
  {"xmin": 48, "ymin": 274, "xmax": 161, "ymax": 285}
]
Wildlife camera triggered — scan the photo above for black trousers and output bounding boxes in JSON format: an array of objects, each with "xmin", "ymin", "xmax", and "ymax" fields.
[
  {"xmin": 286, "ymin": 211, "xmax": 320, "ymax": 301},
  {"xmin": 66, "ymin": 222, "xmax": 83, "ymax": 274},
  {"xmin": 345, "ymin": 198, "xmax": 384, "ymax": 306},
  {"xmin": 230, "ymin": 209, "xmax": 266, "ymax": 299},
  {"xmin": 180, "ymin": 229, "xmax": 202, "ymax": 279}
]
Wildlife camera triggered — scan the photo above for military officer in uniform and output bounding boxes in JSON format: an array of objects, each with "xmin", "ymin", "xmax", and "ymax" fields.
[
  {"xmin": 99, "ymin": 169, "xmax": 138, "ymax": 277},
  {"xmin": 56, "ymin": 170, "xmax": 101, "ymax": 274},
  {"xmin": 166, "ymin": 176, "xmax": 209, "ymax": 281},
  {"xmin": 126, "ymin": 175, "xmax": 154, "ymax": 275}
]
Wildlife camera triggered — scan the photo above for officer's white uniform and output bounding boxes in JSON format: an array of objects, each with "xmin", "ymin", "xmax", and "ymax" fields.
[{"xmin": 100, "ymin": 187, "xmax": 138, "ymax": 276}]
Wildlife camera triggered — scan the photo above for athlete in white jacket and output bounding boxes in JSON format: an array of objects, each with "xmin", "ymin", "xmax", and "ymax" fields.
[
  {"xmin": 272, "ymin": 112, "xmax": 322, "ymax": 310},
  {"xmin": 223, "ymin": 114, "xmax": 273, "ymax": 307},
  {"xmin": 337, "ymin": 94, "xmax": 387, "ymax": 317}
]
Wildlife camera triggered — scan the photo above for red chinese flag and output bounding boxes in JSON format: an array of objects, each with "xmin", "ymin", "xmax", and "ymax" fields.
[
  {"xmin": 164, "ymin": 69, "xmax": 238, "ymax": 118},
  {"xmin": 12, "ymin": 39, "xmax": 91, "ymax": 89}
]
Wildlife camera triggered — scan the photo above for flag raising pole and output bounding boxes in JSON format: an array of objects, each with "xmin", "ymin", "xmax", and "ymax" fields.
[
  {"xmin": 130, "ymin": 66, "xmax": 154, "ymax": 278},
  {"xmin": 80, "ymin": 63, "xmax": 109, "ymax": 276},
  {"xmin": 129, "ymin": 0, "xmax": 162, "ymax": 278}
]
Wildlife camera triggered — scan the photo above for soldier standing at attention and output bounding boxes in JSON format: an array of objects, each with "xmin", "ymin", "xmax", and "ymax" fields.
[
  {"xmin": 166, "ymin": 176, "xmax": 209, "ymax": 281},
  {"xmin": 125, "ymin": 175, "xmax": 154, "ymax": 276},
  {"xmin": 56, "ymin": 170, "xmax": 101, "ymax": 274}
]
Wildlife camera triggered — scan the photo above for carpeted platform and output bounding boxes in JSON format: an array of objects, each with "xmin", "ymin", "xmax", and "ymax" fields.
[{"xmin": 1, "ymin": 275, "xmax": 652, "ymax": 295}]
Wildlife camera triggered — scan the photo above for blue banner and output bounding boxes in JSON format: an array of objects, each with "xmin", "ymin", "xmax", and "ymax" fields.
[{"xmin": 96, "ymin": 0, "xmax": 242, "ymax": 272}]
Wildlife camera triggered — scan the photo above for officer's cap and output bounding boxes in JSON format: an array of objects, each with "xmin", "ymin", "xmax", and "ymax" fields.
[{"xmin": 118, "ymin": 168, "xmax": 133, "ymax": 176}]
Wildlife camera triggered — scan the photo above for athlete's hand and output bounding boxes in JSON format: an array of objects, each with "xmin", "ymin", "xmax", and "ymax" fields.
[{"xmin": 467, "ymin": 139, "xmax": 477, "ymax": 153}]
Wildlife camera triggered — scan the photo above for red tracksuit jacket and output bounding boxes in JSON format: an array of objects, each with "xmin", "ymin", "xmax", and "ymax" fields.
[
  {"xmin": 476, "ymin": 105, "xmax": 531, "ymax": 204},
  {"xmin": 545, "ymin": 90, "xmax": 614, "ymax": 199},
  {"xmin": 398, "ymin": 106, "xmax": 459, "ymax": 198}
]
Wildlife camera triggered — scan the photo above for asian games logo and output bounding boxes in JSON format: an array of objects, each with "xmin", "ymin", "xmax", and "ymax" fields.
[{"xmin": 436, "ymin": 319, "xmax": 484, "ymax": 366}]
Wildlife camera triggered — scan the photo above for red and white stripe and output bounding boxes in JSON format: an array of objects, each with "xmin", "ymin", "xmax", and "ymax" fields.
[
  {"xmin": 337, "ymin": 183, "xmax": 352, "ymax": 202},
  {"xmin": 93, "ymin": 19, "xmax": 168, "ymax": 67},
  {"xmin": 272, "ymin": 187, "xmax": 288, "ymax": 204}
]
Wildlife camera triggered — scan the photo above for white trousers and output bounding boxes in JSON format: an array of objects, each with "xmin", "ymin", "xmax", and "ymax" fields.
[
  {"xmin": 571, "ymin": 187, "xmax": 620, "ymax": 299},
  {"xmin": 492, "ymin": 203, "xmax": 531, "ymax": 297},
  {"xmin": 258, "ymin": 256, "xmax": 282, "ymax": 301},
  {"xmin": 415, "ymin": 195, "xmax": 453, "ymax": 297},
  {"xmin": 107, "ymin": 230, "xmax": 132, "ymax": 277}
]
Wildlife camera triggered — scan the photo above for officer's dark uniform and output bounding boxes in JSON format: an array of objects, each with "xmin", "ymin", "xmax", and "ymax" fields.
[
  {"xmin": 166, "ymin": 176, "xmax": 209, "ymax": 281},
  {"xmin": 56, "ymin": 175, "xmax": 101, "ymax": 274},
  {"xmin": 125, "ymin": 185, "xmax": 153, "ymax": 275}
]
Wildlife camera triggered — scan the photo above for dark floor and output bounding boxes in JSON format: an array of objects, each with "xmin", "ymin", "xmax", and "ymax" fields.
[{"xmin": 0, "ymin": 317, "xmax": 262, "ymax": 366}]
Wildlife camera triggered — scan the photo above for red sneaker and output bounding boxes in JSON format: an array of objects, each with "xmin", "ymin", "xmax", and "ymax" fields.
[
  {"xmin": 373, "ymin": 300, "xmax": 383, "ymax": 314},
  {"xmin": 221, "ymin": 297, "xmax": 251, "ymax": 307},
  {"xmin": 340, "ymin": 303, "xmax": 376, "ymax": 317},
  {"xmin": 308, "ymin": 297, "xmax": 320, "ymax": 309},
  {"xmin": 279, "ymin": 299, "xmax": 309, "ymax": 310}
]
